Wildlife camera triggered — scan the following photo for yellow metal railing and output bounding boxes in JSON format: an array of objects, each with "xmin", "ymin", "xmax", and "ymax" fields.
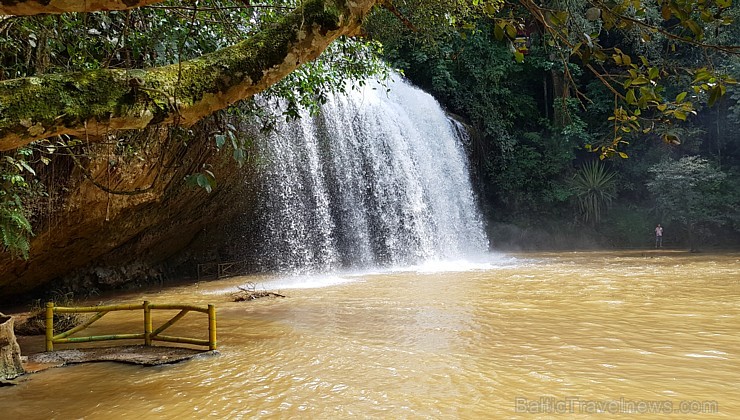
[{"xmin": 45, "ymin": 301, "xmax": 217, "ymax": 352}]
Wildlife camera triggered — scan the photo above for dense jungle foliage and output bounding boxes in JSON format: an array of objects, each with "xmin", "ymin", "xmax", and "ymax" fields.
[
  {"xmin": 1, "ymin": 0, "xmax": 739, "ymax": 263},
  {"xmin": 365, "ymin": 0, "xmax": 740, "ymax": 250}
]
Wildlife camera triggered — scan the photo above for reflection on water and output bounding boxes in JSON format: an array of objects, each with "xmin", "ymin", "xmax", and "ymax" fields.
[{"xmin": 2, "ymin": 251, "xmax": 739, "ymax": 418}]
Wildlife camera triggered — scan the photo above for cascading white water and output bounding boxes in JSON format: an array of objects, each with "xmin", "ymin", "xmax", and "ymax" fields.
[{"xmin": 253, "ymin": 76, "xmax": 488, "ymax": 272}]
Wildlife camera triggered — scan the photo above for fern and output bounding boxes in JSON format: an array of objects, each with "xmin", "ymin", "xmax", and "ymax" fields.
[
  {"xmin": 0, "ymin": 203, "xmax": 33, "ymax": 259},
  {"xmin": 1, "ymin": 148, "xmax": 38, "ymax": 260}
]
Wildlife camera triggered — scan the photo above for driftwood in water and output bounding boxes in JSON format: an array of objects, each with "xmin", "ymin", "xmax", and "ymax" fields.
[
  {"xmin": 0, "ymin": 313, "xmax": 24, "ymax": 382},
  {"xmin": 232, "ymin": 283, "xmax": 286, "ymax": 302}
]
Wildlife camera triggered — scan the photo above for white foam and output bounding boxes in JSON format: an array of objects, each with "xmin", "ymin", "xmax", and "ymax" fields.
[
  {"xmin": 207, "ymin": 253, "xmax": 525, "ymax": 294},
  {"xmin": 255, "ymin": 274, "xmax": 357, "ymax": 290},
  {"xmin": 402, "ymin": 253, "xmax": 523, "ymax": 273}
]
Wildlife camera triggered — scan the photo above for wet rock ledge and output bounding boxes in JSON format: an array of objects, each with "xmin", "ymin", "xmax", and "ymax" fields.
[{"xmin": 25, "ymin": 345, "xmax": 219, "ymax": 372}]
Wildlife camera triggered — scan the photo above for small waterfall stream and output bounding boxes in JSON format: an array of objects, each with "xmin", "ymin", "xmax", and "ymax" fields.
[{"xmin": 252, "ymin": 76, "xmax": 488, "ymax": 272}]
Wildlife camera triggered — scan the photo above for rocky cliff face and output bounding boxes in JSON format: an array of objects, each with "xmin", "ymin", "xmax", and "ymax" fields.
[{"xmin": 0, "ymin": 117, "xmax": 258, "ymax": 302}]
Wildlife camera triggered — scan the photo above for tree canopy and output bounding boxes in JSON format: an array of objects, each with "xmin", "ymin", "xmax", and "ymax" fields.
[
  {"xmin": 1, "ymin": 0, "xmax": 740, "ymax": 263},
  {"xmin": 2, "ymin": 0, "xmax": 737, "ymax": 153}
]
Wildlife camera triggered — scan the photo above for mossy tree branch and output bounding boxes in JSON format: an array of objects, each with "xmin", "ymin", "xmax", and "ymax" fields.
[
  {"xmin": 0, "ymin": 0, "xmax": 379, "ymax": 152},
  {"xmin": 0, "ymin": 0, "xmax": 167, "ymax": 16}
]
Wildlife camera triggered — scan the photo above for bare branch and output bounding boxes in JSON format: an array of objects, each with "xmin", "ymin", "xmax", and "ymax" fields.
[{"xmin": 381, "ymin": 0, "xmax": 416, "ymax": 32}]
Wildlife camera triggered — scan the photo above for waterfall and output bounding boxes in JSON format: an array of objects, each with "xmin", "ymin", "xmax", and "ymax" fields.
[{"xmin": 252, "ymin": 76, "xmax": 488, "ymax": 272}]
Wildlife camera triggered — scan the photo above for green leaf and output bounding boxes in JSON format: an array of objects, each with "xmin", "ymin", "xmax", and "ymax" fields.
[
  {"xmin": 215, "ymin": 134, "xmax": 226, "ymax": 149},
  {"xmin": 494, "ymin": 24, "xmax": 504, "ymax": 41},
  {"xmin": 693, "ymin": 68, "xmax": 712, "ymax": 83},
  {"xmin": 547, "ymin": 11, "xmax": 568, "ymax": 26},
  {"xmin": 196, "ymin": 173, "xmax": 213, "ymax": 193},
  {"xmin": 19, "ymin": 161, "xmax": 36, "ymax": 176},
  {"xmin": 684, "ymin": 20, "xmax": 703, "ymax": 38},
  {"xmin": 648, "ymin": 67, "xmax": 659, "ymax": 80},
  {"xmin": 676, "ymin": 91, "xmax": 687, "ymax": 102},
  {"xmin": 505, "ymin": 23, "xmax": 517, "ymax": 39},
  {"xmin": 585, "ymin": 7, "xmax": 601, "ymax": 21},
  {"xmin": 661, "ymin": 5, "xmax": 672, "ymax": 20},
  {"xmin": 626, "ymin": 89, "xmax": 637, "ymax": 105},
  {"xmin": 707, "ymin": 85, "xmax": 722, "ymax": 106}
]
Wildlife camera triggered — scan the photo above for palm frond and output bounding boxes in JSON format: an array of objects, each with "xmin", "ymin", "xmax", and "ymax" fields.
[{"xmin": 571, "ymin": 160, "xmax": 617, "ymax": 225}]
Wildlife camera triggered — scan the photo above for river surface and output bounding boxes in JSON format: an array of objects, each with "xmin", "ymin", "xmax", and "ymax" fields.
[{"xmin": 2, "ymin": 251, "xmax": 739, "ymax": 418}]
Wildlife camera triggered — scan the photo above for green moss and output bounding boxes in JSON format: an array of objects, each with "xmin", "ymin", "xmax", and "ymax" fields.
[
  {"xmin": 303, "ymin": 0, "xmax": 343, "ymax": 30},
  {"xmin": 0, "ymin": 0, "xmax": 348, "ymax": 146},
  {"xmin": 0, "ymin": 70, "xmax": 133, "ymax": 141},
  {"xmin": 146, "ymin": 0, "xmax": 343, "ymax": 106}
]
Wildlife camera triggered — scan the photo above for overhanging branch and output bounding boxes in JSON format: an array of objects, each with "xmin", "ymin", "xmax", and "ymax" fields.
[
  {"xmin": 0, "ymin": 0, "xmax": 379, "ymax": 152},
  {"xmin": 0, "ymin": 0, "xmax": 167, "ymax": 16}
]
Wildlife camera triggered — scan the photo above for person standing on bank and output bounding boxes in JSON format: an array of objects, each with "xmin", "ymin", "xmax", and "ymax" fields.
[{"xmin": 655, "ymin": 224, "xmax": 663, "ymax": 248}]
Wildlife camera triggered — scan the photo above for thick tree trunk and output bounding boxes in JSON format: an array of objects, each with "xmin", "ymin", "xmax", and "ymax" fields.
[
  {"xmin": 0, "ymin": 0, "xmax": 378, "ymax": 151},
  {"xmin": 0, "ymin": 313, "xmax": 24, "ymax": 381}
]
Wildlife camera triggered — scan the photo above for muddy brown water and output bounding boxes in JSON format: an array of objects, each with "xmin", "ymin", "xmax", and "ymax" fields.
[{"xmin": 2, "ymin": 251, "xmax": 739, "ymax": 418}]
